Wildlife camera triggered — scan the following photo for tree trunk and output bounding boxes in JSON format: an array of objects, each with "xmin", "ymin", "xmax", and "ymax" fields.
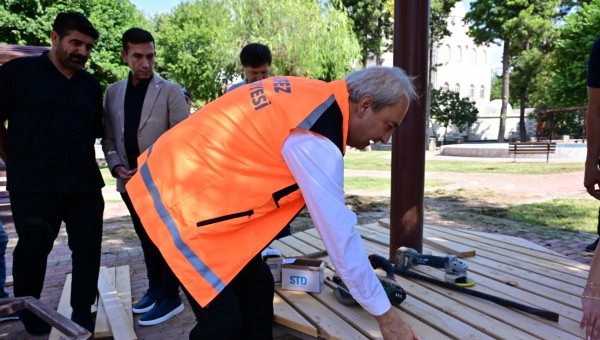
[
  {"xmin": 362, "ymin": 55, "xmax": 368, "ymax": 68},
  {"xmin": 498, "ymin": 40, "xmax": 510, "ymax": 142},
  {"xmin": 519, "ymin": 92, "xmax": 527, "ymax": 142}
]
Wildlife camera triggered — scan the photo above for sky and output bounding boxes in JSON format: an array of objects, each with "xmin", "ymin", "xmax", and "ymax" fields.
[{"xmin": 132, "ymin": 0, "xmax": 474, "ymax": 15}]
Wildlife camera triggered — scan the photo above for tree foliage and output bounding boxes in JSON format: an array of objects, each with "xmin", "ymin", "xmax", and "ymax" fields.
[
  {"xmin": 464, "ymin": 0, "xmax": 559, "ymax": 142},
  {"xmin": 0, "ymin": 0, "xmax": 143, "ymax": 89},
  {"xmin": 430, "ymin": 88, "xmax": 479, "ymax": 141},
  {"xmin": 155, "ymin": 0, "xmax": 360, "ymax": 103},
  {"xmin": 528, "ymin": 0, "xmax": 600, "ymax": 137},
  {"xmin": 340, "ymin": 0, "xmax": 392, "ymax": 67}
]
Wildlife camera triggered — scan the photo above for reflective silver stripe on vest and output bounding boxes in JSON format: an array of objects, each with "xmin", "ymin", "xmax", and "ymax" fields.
[
  {"xmin": 140, "ymin": 146, "xmax": 226, "ymax": 293},
  {"xmin": 297, "ymin": 94, "xmax": 335, "ymax": 129}
]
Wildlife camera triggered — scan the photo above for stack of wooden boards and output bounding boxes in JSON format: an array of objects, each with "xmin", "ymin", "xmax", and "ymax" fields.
[{"xmin": 49, "ymin": 265, "xmax": 137, "ymax": 340}]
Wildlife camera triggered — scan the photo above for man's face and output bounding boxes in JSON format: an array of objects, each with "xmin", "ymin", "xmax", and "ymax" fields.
[
  {"xmin": 347, "ymin": 95, "xmax": 409, "ymax": 150},
  {"xmin": 52, "ymin": 30, "xmax": 95, "ymax": 71},
  {"xmin": 121, "ymin": 42, "xmax": 156, "ymax": 85},
  {"xmin": 243, "ymin": 63, "xmax": 270, "ymax": 83}
]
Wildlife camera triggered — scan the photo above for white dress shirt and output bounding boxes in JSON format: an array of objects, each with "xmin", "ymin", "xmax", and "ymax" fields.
[{"xmin": 281, "ymin": 128, "xmax": 391, "ymax": 316}]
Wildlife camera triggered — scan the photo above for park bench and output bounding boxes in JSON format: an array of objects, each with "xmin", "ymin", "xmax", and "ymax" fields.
[{"xmin": 508, "ymin": 142, "xmax": 556, "ymax": 162}]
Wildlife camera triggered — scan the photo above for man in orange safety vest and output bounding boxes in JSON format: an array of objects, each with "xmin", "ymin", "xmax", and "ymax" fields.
[{"xmin": 126, "ymin": 66, "xmax": 418, "ymax": 339}]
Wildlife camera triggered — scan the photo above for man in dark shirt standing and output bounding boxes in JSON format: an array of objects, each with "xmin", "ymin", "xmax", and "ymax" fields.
[
  {"xmin": 102, "ymin": 28, "xmax": 188, "ymax": 326},
  {"xmin": 0, "ymin": 12, "xmax": 104, "ymax": 335}
]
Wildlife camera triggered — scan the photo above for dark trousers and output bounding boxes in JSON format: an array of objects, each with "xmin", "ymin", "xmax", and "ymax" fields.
[
  {"xmin": 10, "ymin": 191, "xmax": 104, "ymax": 312},
  {"xmin": 185, "ymin": 254, "xmax": 274, "ymax": 339},
  {"xmin": 121, "ymin": 192, "xmax": 179, "ymax": 300}
]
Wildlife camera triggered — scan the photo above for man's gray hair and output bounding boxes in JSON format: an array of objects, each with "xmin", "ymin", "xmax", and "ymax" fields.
[{"xmin": 345, "ymin": 66, "xmax": 417, "ymax": 112}]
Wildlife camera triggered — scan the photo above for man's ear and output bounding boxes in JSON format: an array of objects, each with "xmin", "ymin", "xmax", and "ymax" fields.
[
  {"xmin": 120, "ymin": 50, "xmax": 128, "ymax": 63},
  {"xmin": 357, "ymin": 94, "xmax": 374, "ymax": 117},
  {"xmin": 50, "ymin": 31, "xmax": 59, "ymax": 47}
]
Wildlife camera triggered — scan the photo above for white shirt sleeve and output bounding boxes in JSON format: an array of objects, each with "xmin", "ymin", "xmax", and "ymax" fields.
[{"xmin": 281, "ymin": 129, "xmax": 391, "ymax": 316}]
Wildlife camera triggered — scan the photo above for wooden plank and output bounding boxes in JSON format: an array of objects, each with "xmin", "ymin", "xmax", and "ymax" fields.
[
  {"xmin": 459, "ymin": 229, "xmax": 564, "ymax": 256},
  {"xmin": 275, "ymin": 287, "xmax": 368, "ymax": 340},
  {"xmin": 317, "ymin": 282, "xmax": 454, "ymax": 340},
  {"xmin": 423, "ymin": 226, "xmax": 589, "ymax": 281},
  {"xmin": 426, "ymin": 224, "xmax": 589, "ymax": 273},
  {"xmin": 115, "ymin": 265, "xmax": 134, "ymax": 327},
  {"xmin": 278, "ymin": 236, "xmax": 320, "ymax": 255},
  {"xmin": 269, "ymin": 240, "xmax": 303, "ymax": 257},
  {"xmin": 423, "ymin": 236, "xmax": 476, "ymax": 258},
  {"xmin": 367, "ymin": 243, "xmax": 583, "ymax": 339},
  {"xmin": 48, "ymin": 274, "xmax": 73, "ymax": 340},
  {"xmin": 362, "ymin": 224, "xmax": 587, "ymax": 295},
  {"xmin": 296, "ymin": 231, "xmax": 496, "ymax": 339},
  {"xmin": 94, "ymin": 267, "xmax": 114, "ymax": 338},
  {"xmin": 273, "ymin": 291, "xmax": 318, "ymax": 337},
  {"xmin": 97, "ymin": 267, "xmax": 137, "ymax": 340}
]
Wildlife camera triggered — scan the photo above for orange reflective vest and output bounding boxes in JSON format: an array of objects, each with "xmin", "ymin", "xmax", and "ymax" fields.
[{"xmin": 126, "ymin": 76, "xmax": 350, "ymax": 306}]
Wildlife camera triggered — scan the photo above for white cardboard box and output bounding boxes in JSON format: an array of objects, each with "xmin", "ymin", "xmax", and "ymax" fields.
[
  {"xmin": 281, "ymin": 258, "xmax": 324, "ymax": 293},
  {"xmin": 261, "ymin": 249, "xmax": 284, "ymax": 285}
]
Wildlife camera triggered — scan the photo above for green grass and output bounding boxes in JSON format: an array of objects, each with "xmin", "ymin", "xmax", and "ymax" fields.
[
  {"xmin": 100, "ymin": 167, "xmax": 116, "ymax": 187},
  {"xmin": 343, "ymin": 151, "xmax": 583, "ymax": 174},
  {"xmin": 481, "ymin": 198, "xmax": 598, "ymax": 234},
  {"xmin": 345, "ymin": 176, "xmax": 449, "ymax": 191}
]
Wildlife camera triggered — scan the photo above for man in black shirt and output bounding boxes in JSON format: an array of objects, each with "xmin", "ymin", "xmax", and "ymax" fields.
[{"xmin": 0, "ymin": 12, "xmax": 104, "ymax": 335}]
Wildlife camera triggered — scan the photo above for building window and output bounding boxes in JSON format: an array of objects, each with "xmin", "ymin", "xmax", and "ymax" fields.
[
  {"xmin": 454, "ymin": 83, "xmax": 460, "ymax": 94},
  {"xmin": 442, "ymin": 82, "xmax": 449, "ymax": 91},
  {"xmin": 482, "ymin": 50, "xmax": 487, "ymax": 64},
  {"xmin": 480, "ymin": 85, "xmax": 485, "ymax": 98},
  {"xmin": 455, "ymin": 46, "xmax": 462, "ymax": 61},
  {"xmin": 469, "ymin": 85, "xmax": 475, "ymax": 99},
  {"xmin": 471, "ymin": 48, "xmax": 476, "ymax": 63}
]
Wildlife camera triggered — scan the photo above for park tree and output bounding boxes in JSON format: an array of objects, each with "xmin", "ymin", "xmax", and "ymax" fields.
[
  {"xmin": 464, "ymin": 0, "xmax": 559, "ymax": 142},
  {"xmin": 340, "ymin": 0, "xmax": 392, "ymax": 68},
  {"xmin": 154, "ymin": 0, "xmax": 237, "ymax": 103},
  {"xmin": 430, "ymin": 88, "xmax": 479, "ymax": 143},
  {"xmin": 156, "ymin": 0, "xmax": 359, "ymax": 103},
  {"xmin": 526, "ymin": 0, "xmax": 600, "ymax": 138},
  {"xmin": 0, "ymin": 0, "xmax": 143, "ymax": 89}
]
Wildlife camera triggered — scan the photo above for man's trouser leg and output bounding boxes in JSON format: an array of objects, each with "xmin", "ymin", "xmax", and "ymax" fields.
[
  {"xmin": 122, "ymin": 192, "xmax": 179, "ymax": 299},
  {"xmin": 10, "ymin": 192, "xmax": 65, "ymax": 332},
  {"xmin": 65, "ymin": 191, "xmax": 104, "ymax": 313},
  {"xmin": 185, "ymin": 254, "xmax": 275, "ymax": 339}
]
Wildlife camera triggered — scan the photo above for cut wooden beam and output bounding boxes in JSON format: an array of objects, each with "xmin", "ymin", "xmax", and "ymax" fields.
[
  {"xmin": 48, "ymin": 274, "xmax": 73, "ymax": 340},
  {"xmin": 115, "ymin": 265, "xmax": 133, "ymax": 325},
  {"xmin": 97, "ymin": 267, "xmax": 137, "ymax": 340},
  {"xmin": 94, "ymin": 267, "xmax": 114, "ymax": 338},
  {"xmin": 423, "ymin": 236, "xmax": 476, "ymax": 258}
]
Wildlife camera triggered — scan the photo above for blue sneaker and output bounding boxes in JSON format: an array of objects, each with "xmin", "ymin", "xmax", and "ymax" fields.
[
  {"xmin": 138, "ymin": 297, "xmax": 184, "ymax": 326},
  {"xmin": 133, "ymin": 289, "xmax": 161, "ymax": 314}
]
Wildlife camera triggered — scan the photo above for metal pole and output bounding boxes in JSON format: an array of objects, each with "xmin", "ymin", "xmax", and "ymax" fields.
[{"xmin": 389, "ymin": 0, "xmax": 429, "ymax": 260}]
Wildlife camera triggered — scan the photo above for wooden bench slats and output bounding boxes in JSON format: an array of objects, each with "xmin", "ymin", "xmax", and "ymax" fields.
[{"xmin": 508, "ymin": 142, "xmax": 556, "ymax": 162}]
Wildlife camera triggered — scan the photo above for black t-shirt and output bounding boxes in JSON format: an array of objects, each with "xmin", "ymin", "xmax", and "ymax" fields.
[
  {"xmin": 588, "ymin": 38, "xmax": 600, "ymax": 88},
  {"xmin": 0, "ymin": 52, "xmax": 104, "ymax": 192},
  {"xmin": 124, "ymin": 74, "xmax": 150, "ymax": 169}
]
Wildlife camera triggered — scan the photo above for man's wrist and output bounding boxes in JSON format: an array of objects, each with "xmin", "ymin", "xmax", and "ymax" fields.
[{"xmin": 111, "ymin": 164, "xmax": 124, "ymax": 177}]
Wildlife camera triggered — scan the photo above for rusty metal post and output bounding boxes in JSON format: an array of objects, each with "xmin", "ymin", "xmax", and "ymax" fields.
[{"xmin": 389, "ymin": 0, "xmax": 429, "ymax": 260}]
